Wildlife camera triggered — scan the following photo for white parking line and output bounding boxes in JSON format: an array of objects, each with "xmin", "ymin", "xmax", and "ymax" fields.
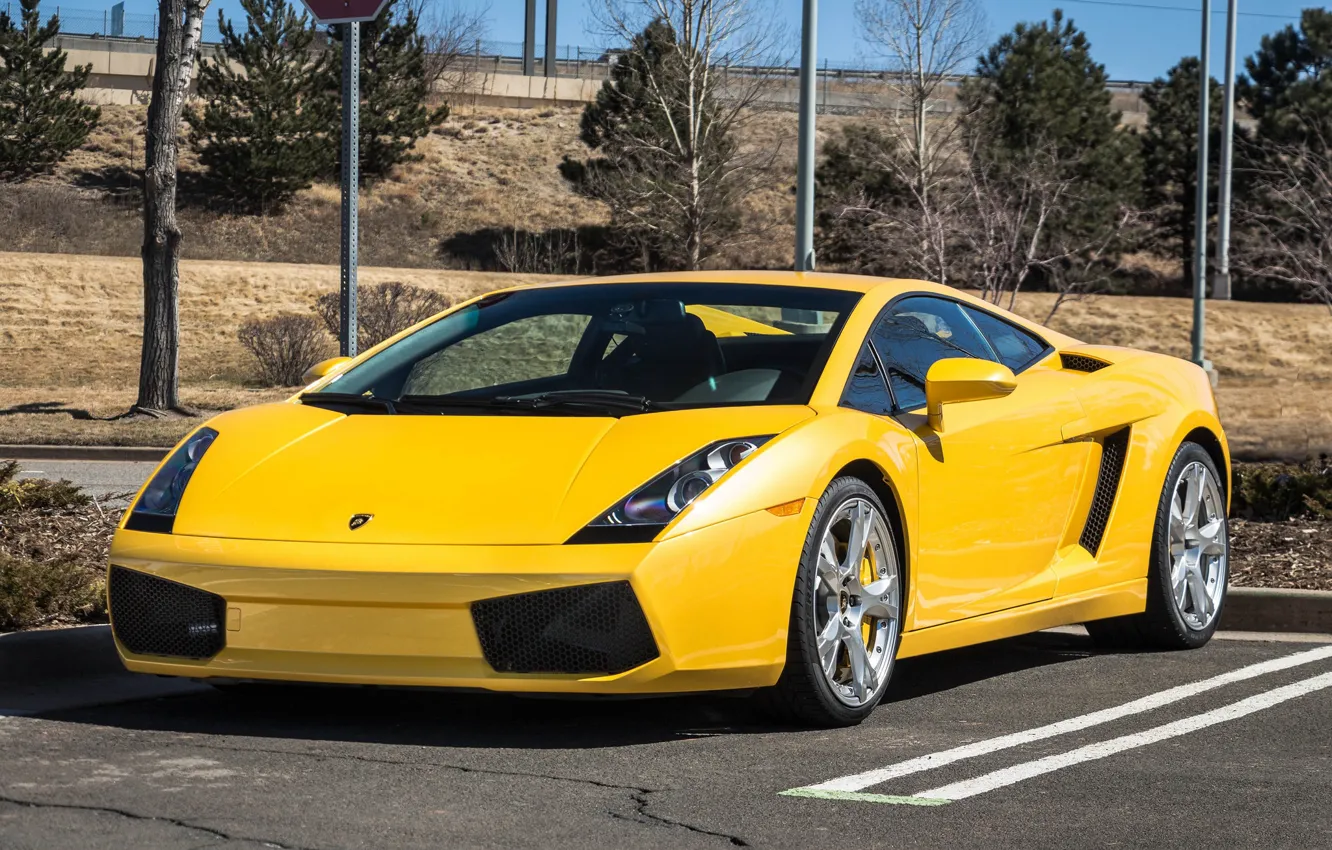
[
  {"xmin": 921, "ymin": 669, "xmax": 1332, "ymax": 801},
  {"xmin": 782, "ymin": 644, "xmax": 1332, "ymax": 802}
]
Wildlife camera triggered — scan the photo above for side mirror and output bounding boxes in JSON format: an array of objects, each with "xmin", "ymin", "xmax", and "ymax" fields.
[
  {"xmin": 301, "ymin": 356, "xmax": 353, "ymax": 386},
  {"xmin": 925, "ymin": 358, "xmax": 1017, "ymax": 432}
]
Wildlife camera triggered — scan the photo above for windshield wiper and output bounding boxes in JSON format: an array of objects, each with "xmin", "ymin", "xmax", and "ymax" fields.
[
  {"xmin": 305, "ymin": 391, "xmax": 663, "ymax": 418},
  {"xmin": 299, "ymin": 392, "xmax": 397, "ymax": 414},
  {"xmin": 397, "ymin": 393, "xmax": 621, "ymax": 417},
  {"xmin": 495, "ymin": 390, "xmax": 664, "ymax": 415}
]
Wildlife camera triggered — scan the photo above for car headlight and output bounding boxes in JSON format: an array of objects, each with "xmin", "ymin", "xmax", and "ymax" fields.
[
  {"xmin": 125, "ymin": 427, "xmax": 218, "ymax": 533},
  {"xmin": 584, "ymin": 436, "xmax": 773, "ymax": 535}
]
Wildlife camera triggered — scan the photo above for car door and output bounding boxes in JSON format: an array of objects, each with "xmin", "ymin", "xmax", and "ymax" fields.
[{"xmin": 869, "ymin": 296, "xmax": 1092, "ymax": 628}]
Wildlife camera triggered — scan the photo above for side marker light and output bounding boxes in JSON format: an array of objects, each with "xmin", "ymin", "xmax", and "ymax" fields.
[{"xmin": 766, "ymin": 499, "xmax": 804, "ymax": 517}]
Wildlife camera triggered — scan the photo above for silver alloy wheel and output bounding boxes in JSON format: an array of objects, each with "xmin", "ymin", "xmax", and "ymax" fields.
[
  {"xmin": 812, "ymin": 498, "xmax": 901, "ymax": 707},
  {"xmin": 1168, "ymin": 461, "xmax": 1228, "ymax": 630}
]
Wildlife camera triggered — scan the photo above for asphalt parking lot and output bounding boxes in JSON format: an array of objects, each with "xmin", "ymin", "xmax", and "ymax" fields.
[{"xmin": 2, "ymin": 627, "xmax": 1329, "ymax": 849}]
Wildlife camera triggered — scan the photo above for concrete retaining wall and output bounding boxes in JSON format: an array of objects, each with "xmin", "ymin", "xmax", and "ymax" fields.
[{"xmin": 51, "ymin": 34, "xmax": 1155, "ymax": 115}]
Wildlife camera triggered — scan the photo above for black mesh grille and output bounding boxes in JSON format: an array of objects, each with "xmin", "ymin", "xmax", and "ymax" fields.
[
  {"xmin": 1060, "ymin": 357, "xmax": 1113, "ymax": 375},
  {"xmin": 108, "ymin": 566, "xmax": 226, "ymax": 659},
  {"xmin": 1061, "ymin": 353, "xmax": 1110, "ymax": 373},
  {"xmin": 1080, "ymin": 429, "xmax": 1131, "ymax": 554},
  {"xmin": 471, "ymin": 581, "xmax": 659, "ymax": 675}
]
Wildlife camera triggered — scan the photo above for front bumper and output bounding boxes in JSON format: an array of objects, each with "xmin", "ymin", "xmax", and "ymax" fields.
[{"xmin": 107, "ymin": 506, "xmax": 807, "ymax": 694}]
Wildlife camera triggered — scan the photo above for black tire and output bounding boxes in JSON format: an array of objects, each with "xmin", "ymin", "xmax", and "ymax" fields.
[
  {"xmin": 1085, "ymin": 441, "xmax": 1228, "ymax": 650},
  {"xmin": 758, "ymin": 476, "xmax": 903, "ymax": 727}
]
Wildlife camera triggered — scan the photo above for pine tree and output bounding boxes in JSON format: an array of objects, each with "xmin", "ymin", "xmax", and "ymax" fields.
[
  {"xmin": 327, "ymin": 0, "xmax": 448, "ymax": 180},
  {"xmin": 0, "ymin": 0, "xmax": 100, "ymax": 180},
  {"xmin": 1238, "ymin": 8, "xmax": 1332, "ymax": 150},
  {"xmin": 959, "ymin": 9, "xmax": 1140, "ymax": 241},
  {"xmin": 187, "ymin": 0, "xmax": 333, "ymax": 212},
  {"xmin": 1140, "ymin": 57, "xmax": 1226, "ymax": 285}
]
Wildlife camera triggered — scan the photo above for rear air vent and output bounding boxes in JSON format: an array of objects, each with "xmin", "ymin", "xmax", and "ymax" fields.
[
  {"xmin": 1061, "ymin": 353, "xmax": 1110, "ymax": 373},
  {"xmin": 471, "ymin": 581, "xmax": 659, "ymax": 675},
  {"xmin": 108, "ymin": 566, "xmax": 227, "ymax": 659},
  {"xmin": 1080, "ymin": 429, "xmax": 1131, "ymax": 555}
]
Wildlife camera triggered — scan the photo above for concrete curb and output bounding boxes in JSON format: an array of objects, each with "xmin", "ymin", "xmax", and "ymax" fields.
[
  {"xmin": 1221, "ymin": 587, "xmax": 1332, "ymax": 635},
  {"xmin": 0, "ymin": 444, "xmax": 169, "ymax": 462}
]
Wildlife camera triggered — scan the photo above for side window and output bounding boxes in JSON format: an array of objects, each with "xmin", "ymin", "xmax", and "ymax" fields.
[
  {"xmin": 963, "ymin": 306, "xmax": 1049, "ymax": 372},
  {"xmin": 402, "ymin": 314, "xmax": 591, "ymax": 395},
  {"xmin": 871, "ymin": 296, "xmax": 993, "ymax": 411},
  {"xmin": 840, "ymin": 343, "xmax": 894, "ymax": 415}
]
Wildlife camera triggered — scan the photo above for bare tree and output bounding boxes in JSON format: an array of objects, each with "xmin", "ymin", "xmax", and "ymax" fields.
[
  {"xmin": 405, "ymin": 0, "xmax": 489, "ymax": 96},
  {"xmin": 575, "ymin": 0, "xmax": 787, "ymax": 270},
  {"xmin": 135, "ymin": 0, "xmax": 211, "ymax": 415},
  {"xmin": 827, "ymin": 177, "xmax": 959, "ymax": 285},
  {"xmin": 854, "ymin": 0, "xmax": 984, "ymax": 206},
  {"xmin": 1235, "ymin": 136, "xmax": 1332, "ymax": 312},
  {"xmin": 956, "ymin": 141, "xmax": 1134, "ymax": 321}
]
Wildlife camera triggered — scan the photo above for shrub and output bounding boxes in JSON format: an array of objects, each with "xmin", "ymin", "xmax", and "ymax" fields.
[
  {"xmin": 313, "ymin": 280, "xmax": 453, "ymax": 352},
  {"xmin": 0, "ymin": 460, "xmax": 89, "ymax": 512},
  {"xmin": 237, "ymin": 312, "xmax": 332, "ymax": 386},
  {"xmin": 0, "ymin": 461, "xmax": 114, "ymax": 630},
  {"xmin": 494, "ymin": 228, "xmax": 585, "ymax": 275},
  {"xmin": 1233, "ymin": 457, "xmax": 1332, "ymax": 521},
  {"xmin": 0, "ymin": 552, "xmax": 105, "ymax": 631}
]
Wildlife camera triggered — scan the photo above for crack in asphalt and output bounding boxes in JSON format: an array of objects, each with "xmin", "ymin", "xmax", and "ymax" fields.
[
  {"xmin": 613, "ymin": 791, "xmax": 751, "ymax": 847},
  {"xmin": 182, "ymin": 739, "xmax": 661, "ymax": 794},
  {"xmin": 0, "ymin": 793, "xmax": 320, "ymax": 849},
  {"xmin": 183, "ymin": 740, "xmax": 749, "ymax": 845},
  {"xmin": 6, "ymin": 731, "xmax": 749, "ymax": 847}
]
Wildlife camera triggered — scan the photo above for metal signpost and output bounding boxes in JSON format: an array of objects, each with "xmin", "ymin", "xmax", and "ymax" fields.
[
  {"xmin": 794, "ymin": 0, "xmax": 818, "ymax": 274},
  {"xmin": 301, "ymin": 0, "xmax": 392, "ymax": 358}
]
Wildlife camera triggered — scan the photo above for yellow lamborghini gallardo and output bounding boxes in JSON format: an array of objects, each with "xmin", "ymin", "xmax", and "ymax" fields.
[{"xmin": 108, "ymin": 272, "xmax": 1230, "ymax": 726}]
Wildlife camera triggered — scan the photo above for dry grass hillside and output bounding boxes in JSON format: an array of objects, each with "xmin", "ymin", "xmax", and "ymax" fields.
[
  {"xmin": 1, "ymin": 251, "xmax": 1328, "ymax": 456},
  {"xmin": 0, "ymin": 252, "xmax": 550, "ymax": 445},
  {"xmin": 1, "ymin": 103, "xmax": 823, "ymax": 271}
]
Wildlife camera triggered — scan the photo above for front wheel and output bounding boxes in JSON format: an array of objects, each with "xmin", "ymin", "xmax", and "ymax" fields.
[
  {"xmin": 760, "ymin": 477, "xmax": 903, "ymax": 727},
  {"xmin": 1086, "ymin": 441, "xmax": 1228, "ymax": 649}
]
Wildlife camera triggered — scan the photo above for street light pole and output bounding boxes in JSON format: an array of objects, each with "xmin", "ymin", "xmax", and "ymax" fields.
[
  {"xmin": 1190, "ymin": 0, "xmax": 1211, "ymax": 368},
  {"xmin": 1214, "ymin": 0, "xmax": 1239, "ymax": 301},
  {"xmin": 794, "ymin": 0, "xmax": 818, "ymax": 272}
]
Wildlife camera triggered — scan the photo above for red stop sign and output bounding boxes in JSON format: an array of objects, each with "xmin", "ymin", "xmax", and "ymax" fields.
[{"xmin": 301, "ymin": 0, "xmax": 391, "ymax": 24}]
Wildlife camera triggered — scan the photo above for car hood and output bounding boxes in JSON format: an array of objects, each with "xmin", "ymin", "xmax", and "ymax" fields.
[{"xmin": 168, "ymin": 401, "xmax": 815, "ymax": 544}]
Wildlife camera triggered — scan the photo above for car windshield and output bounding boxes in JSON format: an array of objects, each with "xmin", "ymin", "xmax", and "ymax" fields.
[{"xmin": 307, "ymin": 282, "xmax": 861, "ymax": 416}]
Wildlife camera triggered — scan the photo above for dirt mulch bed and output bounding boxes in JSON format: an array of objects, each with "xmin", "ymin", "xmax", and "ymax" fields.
[{"xmin": 1231, "ymin": 519, "xmax": 1332, "ymax": 591}]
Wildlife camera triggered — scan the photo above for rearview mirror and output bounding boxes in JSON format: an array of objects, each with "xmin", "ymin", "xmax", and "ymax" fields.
[
  {"xmin": 925, "ymin": 358, "xmax": 1017, "ymax": 432},
  {"xmin": 301, "ymin": 356, "xmax": 353, "ymax": 386}
]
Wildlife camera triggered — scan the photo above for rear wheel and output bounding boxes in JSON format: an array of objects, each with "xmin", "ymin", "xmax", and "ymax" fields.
[
  {"xmin": 1086, "ymin": 441, "xmax": 1228, "ymax": 649},
  {"xmin": 760, "ymin": 477, "xmax": 903, "ymax": 727}
]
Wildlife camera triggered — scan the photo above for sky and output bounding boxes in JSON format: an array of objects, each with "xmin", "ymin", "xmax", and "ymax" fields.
[{"xmin": 71, "ymin": 0, "xmax": 1310, "ymax": 82}]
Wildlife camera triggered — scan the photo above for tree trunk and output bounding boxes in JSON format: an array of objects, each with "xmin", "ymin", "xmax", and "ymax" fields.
[{"xmin": 137, "ymin": 0, "xmax": 209, "ymax": 413}]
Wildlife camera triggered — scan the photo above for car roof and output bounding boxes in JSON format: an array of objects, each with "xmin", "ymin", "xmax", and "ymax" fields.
[
  {"xmin": 495, "ymin": 270, "xmax": 946, "ymax": 296},
  {"xmin": 470, "ymin": 271, "xmax": 1076, "ymax": 345}
]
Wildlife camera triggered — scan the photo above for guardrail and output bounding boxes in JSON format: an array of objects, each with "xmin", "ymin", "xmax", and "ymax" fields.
[{"xmin": 27, "ymin": 1, "xmax": 1154, "ymax": 96}]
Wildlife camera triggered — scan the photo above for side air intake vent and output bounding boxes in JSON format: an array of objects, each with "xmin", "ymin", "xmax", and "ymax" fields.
[
  {"xmin": 471, "ymin": 581, "xmax": 659, "ymax": 675},
  {"xmin": 1080, "ymin": 429, "xmax": 1131, "ymax": 554},
  {"xmin": 1061, "ymin": 353, "xmax": 1110, "ymax": 373},
  {"xmin": 108, "ymin": 566, "xmax": 226, "ymax": 659}
]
